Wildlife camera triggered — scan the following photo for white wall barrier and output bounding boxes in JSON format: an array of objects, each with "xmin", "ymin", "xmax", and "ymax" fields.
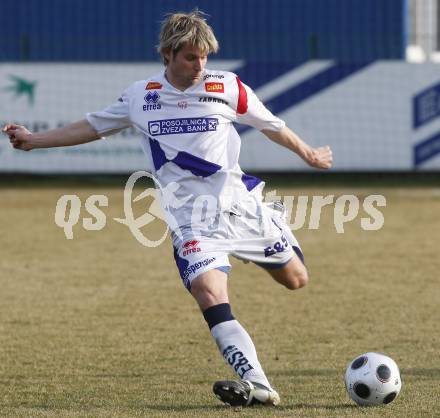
[{"xmin": 1, "ymin": 61, "xmax": 439, "ymax": 173}]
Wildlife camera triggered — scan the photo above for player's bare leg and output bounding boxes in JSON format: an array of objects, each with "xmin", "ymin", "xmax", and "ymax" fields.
[
  {"xmin": 190, "ymin": 269, "xmax": 280, "ymax": 407},
  {"xmin": 266, "ymin": 254, "xmax": 309, "ymax": 290},
  {"xmin": 190, "ymin": 268, "xmax": 229, "ymax": 311}
]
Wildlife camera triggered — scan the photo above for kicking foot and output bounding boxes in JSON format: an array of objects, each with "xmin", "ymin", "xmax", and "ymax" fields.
[{"xmin": 213, "ymin": 380, "xmax": 280, "ymax": 407}]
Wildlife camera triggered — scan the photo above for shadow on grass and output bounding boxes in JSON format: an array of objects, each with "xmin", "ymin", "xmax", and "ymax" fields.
[
  {"xmin": 141, "ymin": 403, "xmax": 358, "ymax": 412},
  {"xmin": 141, "ymin": 405, "xmax": 227, "ymax": 411},
  {"xmin": 278, "ymin": 403, "xmax": 358, "ymax": 410},
  {"xmin": 272, "ymin": 367, "xmax": 440, "ymax": 380},
  {"xmin": 401, "ymin": 368, "xmax": 440, "ymax": 379},
  {"xmin": 272, "ymin": 368, "xmax": 339, "ymax": 377}
]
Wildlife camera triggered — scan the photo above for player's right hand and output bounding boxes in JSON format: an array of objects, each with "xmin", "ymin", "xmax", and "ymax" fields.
[{"xmin": 2, "ymin": 124, "xmax": 34, "ymax": 151}]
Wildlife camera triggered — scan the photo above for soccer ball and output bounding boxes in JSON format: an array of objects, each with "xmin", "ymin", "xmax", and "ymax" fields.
[{"xmin": 344, "ymin": 352, "xmax": 402, "ymax": 406}]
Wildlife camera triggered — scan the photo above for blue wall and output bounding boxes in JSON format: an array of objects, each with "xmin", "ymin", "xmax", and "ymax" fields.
[{"xmin": 0, "ymin": 0, "xmax": 407, "ymax": 63}]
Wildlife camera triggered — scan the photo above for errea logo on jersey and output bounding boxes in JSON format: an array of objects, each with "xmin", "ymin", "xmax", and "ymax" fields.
[
  {"xmin": 143, "ymin": 91, "xmax": 161, "ymax": 111},
  {"xmin": 145, "ymin": 82, "xmax": 162, "ymax": 90},
  {"xmin": 205, "ymin": 82, "xmax": 224, "ymax": 93}
]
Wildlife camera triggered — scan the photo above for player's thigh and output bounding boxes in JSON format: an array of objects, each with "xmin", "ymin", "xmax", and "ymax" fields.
[
  {"xmin": 266, "ymin": 253, "xmax": 309, "ymax": 290},
  {"xmin": 172, "ymin": 239, "xmax": 231, "ymax": 291},
  {"xmin": 190, "ymin": 268, "xmax": 229, "ymax": 311}
]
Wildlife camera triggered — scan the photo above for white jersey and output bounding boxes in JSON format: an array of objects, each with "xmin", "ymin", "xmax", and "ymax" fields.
[{"xmin": 86, "ymin": 69, "xmax": 285, "ymax": 229}]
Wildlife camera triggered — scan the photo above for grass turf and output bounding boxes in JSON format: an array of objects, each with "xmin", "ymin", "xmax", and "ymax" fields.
[{"xmin": 0, "ymin": 184, "xmax": 439, "ymax": 417}]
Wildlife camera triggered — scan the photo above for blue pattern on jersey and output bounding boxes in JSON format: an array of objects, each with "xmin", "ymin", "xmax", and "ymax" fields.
[
  {"xmin": 149, "ymin": 137, "xmax": 168, "ymax": 170},
  {"xmin": 149, "ymin": 138, "xmax": 222, "ymax": 178},
  {"xmin": 173, "ymin": 151, "xmax": 221, "ymax": 177},
  {"xmin": 241, "ymin": 173, "xmax": 262, "ymax": 191}
]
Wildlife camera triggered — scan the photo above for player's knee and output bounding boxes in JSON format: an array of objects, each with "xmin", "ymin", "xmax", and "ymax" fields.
[
  {"xmin": 191, "ymin": 279, "xmax": 217, "ymax": 302},
  {"xmin": 190, "ymin": 271, "xmax": 228, "ymax": 310},
  {"xmin": 284, "ymin": 270, "xmax": 309, "ymax": 290}
]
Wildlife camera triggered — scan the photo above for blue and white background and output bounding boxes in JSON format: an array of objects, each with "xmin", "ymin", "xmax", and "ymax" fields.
[
  {"xmin": 1, "ymin": 0, "xmax": 439, "ymax": 172},
  {"xmin": 1, "ymin": 61, "xmax": 440, "ymax": 172}
]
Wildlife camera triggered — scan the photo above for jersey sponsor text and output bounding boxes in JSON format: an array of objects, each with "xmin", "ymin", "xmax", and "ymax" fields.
[
  {"xmin": 148, "ymin": 117, "xmax": 219, "ymax": 136},
  {"xmin": 205, "ymin": 82, "xmax": 224, "ymax": 93},
  {"xmin": 183, "ymin": 257, "xmax": 216, "ymax": 280},
  {"xmin": 145, "ymin": 82, "xmax": 162, "ymax": 90},
  {"xmin": 199, "ymin": 96, "xmax": 229, "ymax": 105}
]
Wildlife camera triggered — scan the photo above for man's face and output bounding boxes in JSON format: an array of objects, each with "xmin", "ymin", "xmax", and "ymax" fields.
[{"xmin": 165, "ymin": 43, "xmax": 207, "ymax": 89}]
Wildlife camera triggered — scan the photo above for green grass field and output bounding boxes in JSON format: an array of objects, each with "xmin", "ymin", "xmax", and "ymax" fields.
[{"xmin": 1, "ymin": 181, "xmax": 439, "ymax": 417}]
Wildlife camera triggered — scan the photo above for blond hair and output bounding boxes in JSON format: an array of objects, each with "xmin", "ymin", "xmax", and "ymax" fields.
[{"xmin": 157, "ymin": 10, "xmax": 219, "ymax": 65}]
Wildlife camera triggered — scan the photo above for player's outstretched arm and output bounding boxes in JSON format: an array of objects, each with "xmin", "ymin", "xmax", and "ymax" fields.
[
  {"xmin": 2, "ymin": 119, "xmax": 101, "ymax": 151},
  {"xmin": 262, "ymin": 126, "xmax": 333, "ymax": 169}
]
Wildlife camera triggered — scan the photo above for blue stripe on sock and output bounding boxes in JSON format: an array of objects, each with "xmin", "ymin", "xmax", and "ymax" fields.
[{"xmin": 203, "ymin": 303, "xmax": 235, "ymax": 330}]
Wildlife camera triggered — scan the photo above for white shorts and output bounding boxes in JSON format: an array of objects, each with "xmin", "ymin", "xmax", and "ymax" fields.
[{"xmin": 172, "ymin": 197, "xmax": 303, "ymax": 291}]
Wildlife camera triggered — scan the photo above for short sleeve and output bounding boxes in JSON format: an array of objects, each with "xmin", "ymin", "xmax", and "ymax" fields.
[
  {"xmin": 86, "ymin": 88, "xmax": 132, "ymax": 136},
  {"xmin": 235, "ymin": 77, "xmax": 285, "ymax": 132}
]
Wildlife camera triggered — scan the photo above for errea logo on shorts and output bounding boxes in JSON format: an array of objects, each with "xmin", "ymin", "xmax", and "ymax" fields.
[
  {"xmin": 182, "ymin": 239, "xmax": 201, "ymax": 256},
  {"xmin": 205, "ymin": 82, "xmax": 224, "ymax": 93},
  {"xmin": 148, "ymin": 118, "xmax": 219, "ymax": 136}
]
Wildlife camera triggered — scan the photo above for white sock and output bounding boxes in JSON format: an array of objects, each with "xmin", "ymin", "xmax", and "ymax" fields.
[{"xmin": 211, "ymin": 319, "xmax": 271, "ymax": 388}]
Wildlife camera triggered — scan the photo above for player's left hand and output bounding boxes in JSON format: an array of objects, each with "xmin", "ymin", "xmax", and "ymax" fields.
[{"xmin": 304, "ymin": 145, "xmax": 333, "ymax": 169}]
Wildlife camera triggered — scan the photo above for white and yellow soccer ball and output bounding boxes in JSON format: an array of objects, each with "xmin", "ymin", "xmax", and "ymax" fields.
[{"xmin": 345, "ymin": 352, "xmax": 402, "ymax": 406}]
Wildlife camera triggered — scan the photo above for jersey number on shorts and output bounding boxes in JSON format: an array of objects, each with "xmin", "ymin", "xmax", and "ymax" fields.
[{"xmin": 264, "ymin": 235, "xmax": 289, "ymax": 257}]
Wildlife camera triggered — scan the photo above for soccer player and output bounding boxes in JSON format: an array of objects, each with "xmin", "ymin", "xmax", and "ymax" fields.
[{"xmin": 3, "ymin": 11, "xmax": 332, "ymax": 407}]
